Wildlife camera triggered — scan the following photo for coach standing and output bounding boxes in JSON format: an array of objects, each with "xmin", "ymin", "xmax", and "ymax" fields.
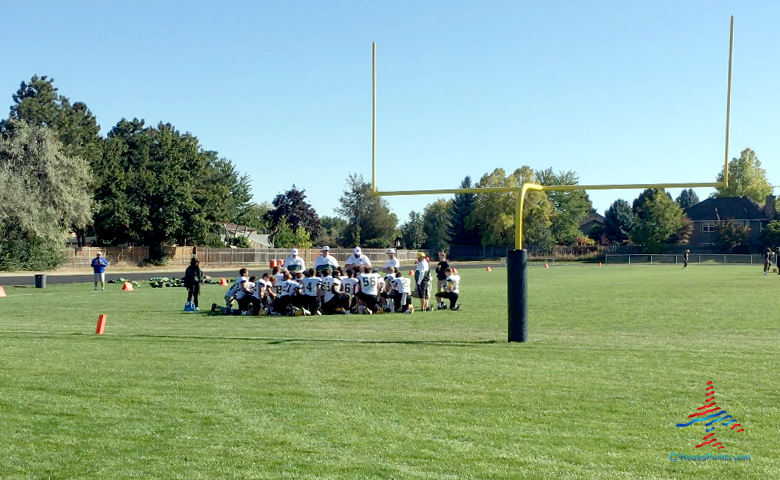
[
  {"xmin": 283, "ymin": 248, "xmax": 305, "ymax": 273},
  {"xmin": 91, "ymin": 251, "xmax": 108, "ymax": 291},
  {"xmin": 415, "ymin": 252, "xmax": 431, "ymax": 311}
]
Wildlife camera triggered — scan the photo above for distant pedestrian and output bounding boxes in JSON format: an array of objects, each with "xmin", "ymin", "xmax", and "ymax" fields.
[
  {"xmin": 184, "ymin": 257, "xmax": 204, "ymax": 311},
  {"xmin": 91, "ymin": 251, "xmax": 108, "ymax": 291},
  {"xmin": 763, "ymin": 248, "xmax": 772, "ymax": 275},
  {"xmin": 683, "ymin": 249, "xmax": 690, "ymax": 271},
  {"xmin": 435, "ymin": 252, "xmax": 450, "ymax": 307},
  {"xmin": 415, "ymin": 252, "xmax": 431, "ymax": 311}
]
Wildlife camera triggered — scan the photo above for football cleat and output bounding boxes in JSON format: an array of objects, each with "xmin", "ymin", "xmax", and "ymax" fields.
[{"xmin": 452, "ymin": 305, "xmax": 461, "ymax": 311}]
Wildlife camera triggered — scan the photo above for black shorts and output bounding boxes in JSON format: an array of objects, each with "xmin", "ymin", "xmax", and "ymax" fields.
[{"xmin": 417, "ymin": 281, "xmax": 430, "ymax": 299}]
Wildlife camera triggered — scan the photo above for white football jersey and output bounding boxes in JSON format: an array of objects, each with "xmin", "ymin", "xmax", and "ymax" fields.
[
  {"xmin": 301, "ymin": 277, "xmax": 321, "ymax": 296},
  {"xmin": 341, "ymin": 278, "xmax": 358, "ymax": 296},
  {"xmin": 229, "ymin": 276, "xmax": 249, "ymax": 297},
  {"xmin": 358, "ymin": 273, "xmax": 381, "ymax": 296},
  {"xmin": 319, "ymin": 276, "xmax": 341, "ymax": 302},
  {"xmin": 393, "ymin": 277, "xmax": 412, "ymax": 295},
  {"xmin": 446, "ymin": 274, "xmax": 460, "ymax": 294},
  {"xmin": 252, "ymin": 279, "xmax": 270, "ymax": 299},
  {"xmin": 237, "ymin": 281, "xmax": 254, "ymax": 299},
  {"xmin": 281, "ymin": 280, "xmax": 301, "ymax": 296}
]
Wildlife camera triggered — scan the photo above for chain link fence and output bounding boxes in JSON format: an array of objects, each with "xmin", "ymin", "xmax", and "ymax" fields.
[{"xmin": 605, "ymin": 254, "xmax": 765, "ymax": 265}]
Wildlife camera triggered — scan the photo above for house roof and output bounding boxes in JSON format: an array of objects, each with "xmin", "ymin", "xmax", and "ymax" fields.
[
  {"xmin": 684, "ymin": 196, "xmax": 767, "ymax": 221},
  {"xmin": 579, "ymin": 212, "xmax": 605, "ymax": 226},
  {"xmin": 220, "ymin": 223, "xmax": 258, "ymax": 234}
]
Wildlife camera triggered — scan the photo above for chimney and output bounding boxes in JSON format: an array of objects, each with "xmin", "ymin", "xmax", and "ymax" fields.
[{"xmin": 767, "ymin": 195, "xmax": 777, "ymax": 220}]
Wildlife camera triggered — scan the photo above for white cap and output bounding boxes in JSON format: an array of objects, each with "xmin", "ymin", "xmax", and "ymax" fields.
[
  {"xmin": 354, "ymin": 247, "xmax": 362, "ymax": 255},
  {"xmin": 322, "ymin": 246, "xmax": 330, "ymax": 251},
  {"xmin": 291, "ymin": 248, "xmax": 298, "ymax": 255},
  {"xmin": 387, "ymin": 248, "xmax": 395, "ymax": 254}
]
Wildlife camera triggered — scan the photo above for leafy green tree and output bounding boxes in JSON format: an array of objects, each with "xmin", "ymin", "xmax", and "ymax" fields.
[
  {"xmin": 4, "ymin": 76, "xmax": 103, "ymax": 246},
  {"xmin": 759, "ymin": 220, "xmax": 780, "ymax": 247},
  {"xmin": 604, "ymin": 200, "xmax": 635, "ymax": 244},
  {"xmin": 401, "ymin": 211, "xmax": 426, "ymax": 249},
  {"xmin": 714, "ymin": 148, "xmax": 774, "ymax": 203},
  {"xmin": 0, "ymin": 121, "xmax": 92, "ymax": 270},
  {"xmin": 535, "ymin": 168, "xmax": 593, "ymax": 245},
  {"xmin": 317, "ymin": 215, "xmax": 348, "ymax": 247},
  {"xmin": 266, "ymin": 186, "xmax": 321, "ymax": 239},
  {"xmin": 272, "ymin": 218, "xmax": 313, "ymax": 249},
  {"xmin": 94, "ymin": 119, "xmax": 244, "ymax": 252},
  {"xmin": 629, "ymin": 192, "xmax": 685, "ymax": 253},
  {"xmin": 675, "ymin": 189, "xmax": 699, "ymax": 209},
  {"xmin": 465, "ymin": 167, "xmax": 553, "ymax": 250},
  {"xmin": 588, "ymin": 223, "xmax": 605, "ymax": 243},
  {"xmin": 235, "ymin": 202, "xmax": 271, "ymax": 233},
  {"xmin": 633, "ymin": 188, "xmax": 672, "ymax": 220},
  {"xmin": 713, "ymin": 219, "xmax": 751, "ymax": 252},
  {"xmin": 668, "ymin": 215, "xmax": 694, "ymax": 246},
  {"xmin": 336, "ymin": 174, "xmax": 398, "ymax": 247},
  {"xmin": 446, "ymin": 176, "xmax": 480, "ymax": 246}
]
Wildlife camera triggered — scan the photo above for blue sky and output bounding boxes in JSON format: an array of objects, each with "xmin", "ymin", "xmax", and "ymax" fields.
[{"xmin": 2, "ymin": 1, "xmax": 778, "ymax": 223}]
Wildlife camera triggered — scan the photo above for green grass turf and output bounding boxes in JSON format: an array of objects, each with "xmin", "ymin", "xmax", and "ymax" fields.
[{"xmin": 0, "ymin": 265, "xmax": 778, "ymax": 479}]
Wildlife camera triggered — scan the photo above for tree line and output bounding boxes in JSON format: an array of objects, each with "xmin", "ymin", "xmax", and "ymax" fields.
[{"xmin": 1, "ymin": 75, "xmax": 777, "ymax": 270}]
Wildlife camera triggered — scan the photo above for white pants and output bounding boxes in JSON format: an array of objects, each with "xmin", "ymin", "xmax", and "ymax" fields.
[{"xmin": 94, "ymin": 273, "xmax": 105, "ymax": 284}]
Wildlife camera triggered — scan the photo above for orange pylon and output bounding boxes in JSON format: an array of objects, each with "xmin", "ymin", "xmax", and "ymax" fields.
[
  {"xmin": 486, "ymin": 266, "xmax": 492, "ymax": 272},
  {"xmin": 219, "ymin": 277, "xmax": 228, "ymax": 286},
  {"xmin": 452, "ymin": 268, "xmax": 458, "ymax": 274},
  {"xmin": 409, "ymin": 270, "xmax": 414, "ymax": 275},
  {"xmin": 544, "ymin": 264, "xmax": 550, "ymax": 268},
  {"xmin": 96, "ymin": 314, "xmax": 106, "ymax": 335},
  {"xmin": 0, "ymin": 286, "xmax": 6, "ymax": 297},
  {"xmin": 122, "ymin": 282, "xmax": 134, "ymax": 291}
]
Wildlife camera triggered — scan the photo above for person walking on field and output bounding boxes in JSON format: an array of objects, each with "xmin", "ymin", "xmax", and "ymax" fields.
[
  {"xmin": 91, "ymin": 251, "xmax": 108, "ymax": 291},
  {"xmin": 184, "ymin": 257, "xmax": 204, "ymax": 311},
  {"xmin": 683, "ymin": 249, "xmax": 690, "ymax": 271},
  {"xmin": 763, "ymin": 248, "xmax": 771, "ymax": 275}
]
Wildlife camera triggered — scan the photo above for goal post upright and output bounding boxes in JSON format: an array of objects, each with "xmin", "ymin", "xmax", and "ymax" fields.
[{"xmin": 370, "ymin": 16, "xmax": 733, "ymax": 342}]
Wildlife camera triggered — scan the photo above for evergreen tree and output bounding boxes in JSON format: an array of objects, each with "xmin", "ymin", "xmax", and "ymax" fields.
[
  {"xmin": 422, "ymin": 199, "xmax": 451, "ymax": 253},
  {"xmin": 401, "ymin": 212, "xmax": 426, "ymax": 249},
  {"xmin": 446, "ymin": 176, "xmax": 480, "ymax": 246},
  {"xmin": 604, "ymin": 200, "xmax": 635, "ymax": 244},
  {"xmin": 266, "ymin": 185, "xmax": 321, "ymax": 239},
  {"xmin": 675, "ymin": 188, "xmax": 699, "ymax": 209}
]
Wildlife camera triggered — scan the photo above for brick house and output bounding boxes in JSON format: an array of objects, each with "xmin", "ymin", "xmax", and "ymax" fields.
[{"xmin": 683, "ymin": 195, "xmax": 777, "ymax": 247}]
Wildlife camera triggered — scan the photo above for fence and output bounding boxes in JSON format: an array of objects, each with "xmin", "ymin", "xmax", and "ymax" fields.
[
  {"xmin": 65, "ymin": 246, "xmax": 425, "ymax": 268},
  {"xmin": 605, "ymin": 254, "xmax": 767, "ymax": 265},
  {"xmin": 449, "ymin": 244, "xmax": 617, "ymax": 260}
]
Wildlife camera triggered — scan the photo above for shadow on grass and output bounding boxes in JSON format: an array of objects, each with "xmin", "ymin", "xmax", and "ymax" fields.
[
  {"xmin": 0, "ymin": 331, "xmax": 499, "ymax": 347},
  {"xmin": 126, "ymin": 333, "xmax": 499, "ymax": 347}
]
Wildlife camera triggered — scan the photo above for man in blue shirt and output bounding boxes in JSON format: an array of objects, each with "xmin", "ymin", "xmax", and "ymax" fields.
[{"xmin": 91, "ymin": 252, "xmax": 108, "ymax": 291}]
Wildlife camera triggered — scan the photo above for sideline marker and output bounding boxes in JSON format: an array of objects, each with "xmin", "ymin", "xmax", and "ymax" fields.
[
  {"xmin": 122, "ymin": 281, "xmax": 134, "ymax": 291},
  {"xmin": 96, "ymin": 314, "xmax": 107, "ymax": 334},
  {"xmin": 219, "ymin": 277, "xmax": 229, "ymax": 286},
  {"xmin": 0, "ymin": 286, "xmax": 5, "ymax": 297},
  {"xmin": 409, "ymin": 270, "xmax": 414, "ymax": 275},
  {"xmin": 486, "ymin": 266, "xmax": 492, "ymax": 272},
  {"xmin": 544, "ymin": 264, "xmax": 550, "ymax": 269}
]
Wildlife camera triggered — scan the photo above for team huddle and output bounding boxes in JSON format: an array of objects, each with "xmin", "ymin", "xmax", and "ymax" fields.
[{"xmin": 212, "ymin": 246, "xmax": 462, "ymax": 316}]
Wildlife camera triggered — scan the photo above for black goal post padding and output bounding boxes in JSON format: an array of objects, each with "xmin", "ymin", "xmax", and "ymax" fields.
[{"xmin": 507, "ymin": 249, "xmax": 528, "ymax": 343}]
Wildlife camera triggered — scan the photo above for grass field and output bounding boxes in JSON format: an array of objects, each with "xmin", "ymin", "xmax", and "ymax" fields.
[{"xmin": 0, "ymin": 265, "xmax": 778, "ymax": 479}]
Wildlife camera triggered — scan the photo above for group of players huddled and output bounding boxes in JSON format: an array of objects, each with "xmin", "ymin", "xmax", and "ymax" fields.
[{"xmin": 212, "ymin": 246, "xmax": 461, "ymax": 316}]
